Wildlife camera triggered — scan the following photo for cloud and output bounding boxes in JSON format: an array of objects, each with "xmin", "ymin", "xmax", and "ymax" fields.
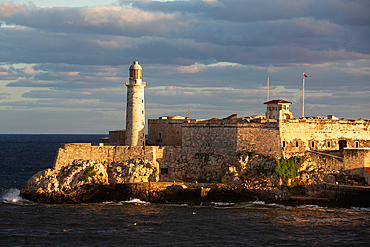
[
  {"xmin": 124, "ymin": 0, "xmax": 370, "ymax": 26},
  {"xmin": 2, "ymin": 4, "xmax": 195, "ymax": 37},
  {"xmin": 0, "ymin": 1, "xmax": 33, "ymax": 17},
  {"xmin": 20, "ymin": 66, "xmax": 36, "ymax": 75},
  {"xmin": 0, "ymin": 92, "xmax": 10, "ymax": 99},
  {"xmin": 0, "ymin": 1, "xmax": 369, "ymax": 133}
]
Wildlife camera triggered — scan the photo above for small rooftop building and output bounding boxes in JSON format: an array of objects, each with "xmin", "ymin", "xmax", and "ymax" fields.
[{"xmin": 264, "ymin": 99, "xmax": 294, "ymax": 120}]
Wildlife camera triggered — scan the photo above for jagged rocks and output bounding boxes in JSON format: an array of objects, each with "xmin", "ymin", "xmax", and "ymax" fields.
[{"xmin": 20, "ymin": 159, "xmax": 159, "ymax": 203}]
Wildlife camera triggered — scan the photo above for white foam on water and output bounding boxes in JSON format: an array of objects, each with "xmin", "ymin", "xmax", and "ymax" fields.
[
  {"xmin": 212, "ymin": 202, "xmax": 235, "ymax": 207},
  {"xmin": 297, "ymin": 204, "xmax": 328, "ymax": 210},
  {"xmin": 1, "ymin": 188, "xmax": 31, "ymax": 204},
  {"xmin": 348, "ymin": 206, "xmax": 370, "ymax": 212},
  {"xmin": 251, "ymin": 200, "xmax": 266, "ymax": 205},
  {"xmin": 124, "ymin": 198, "xmax": 150, "ymax": 204}
]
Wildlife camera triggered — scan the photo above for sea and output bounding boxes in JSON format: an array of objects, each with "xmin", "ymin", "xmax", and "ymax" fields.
[{"xmin": 1, "ymin": 134, "xmax": 370, "ymax": 246}]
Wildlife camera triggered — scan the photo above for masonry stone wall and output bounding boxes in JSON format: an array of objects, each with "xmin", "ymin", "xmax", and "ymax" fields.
[
  {"xmin": 182, "ymin": 119, "xmax": 283, "ymax": 158},
  {"xmin": 182, "ymin": 119, "xmax": 238, "ymax": 166},
  {"xmin": 108, "ymin": 130, "xmax": 126, "ymax": 145},
  {"xmin": 280, "ymin": 119, "xmax": 370, "ymax": 156},
  {"xmin": 343, "ymin": 149, "xmax": 370, "ymax": 177},
  {"xmin": 307, "ymin": 151, "xmax": 345, "ymax": 171},
  {"xmin": 307, "ymin": 149, "xmax": 370, "ymax": 177},
  {"xmin": 147, "ymin": 119, "xmax": 184, "ymax": 146},
  {"xmin": 53, "ymin": 144, "xmax": 158, "ymax": 172},
  {"xmin": 237, "ymin": 122, "xmax": 283, "ymax": 157}
]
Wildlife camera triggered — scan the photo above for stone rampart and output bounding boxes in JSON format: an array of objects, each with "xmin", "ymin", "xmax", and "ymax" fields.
[
  {"xmin": 148, "ymin": 119, "xmax": 184, "ymax": 146},
  {"xmin": 237, "ymin": 122, "xmax": 283, "ymax": 157},
  {"xmin": 280, "ymin": 119, "xmax": 370, "ymax": 156},
  {"xmin": 53, "ymin": 144, "xmax": 158, "ymax": 171},
  {"xmin": 182, "ymin": 119, "xmax": 282, "ymax": 157},
  {"xmin": 307, "ymin": 148, "xmax": 370, "ymax": 176},
  {"xmin": 307, "ymin": 150, "xmax": 345, "ymax": 171}
]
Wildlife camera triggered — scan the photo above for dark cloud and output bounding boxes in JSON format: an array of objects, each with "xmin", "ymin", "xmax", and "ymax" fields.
[
  {"xmin": 0, "ymin": 1, "xmax": 369, "ymax": 133},
  {"xmin": 123, "ymin": 0, "xmax": 370, "ymax": 27}
]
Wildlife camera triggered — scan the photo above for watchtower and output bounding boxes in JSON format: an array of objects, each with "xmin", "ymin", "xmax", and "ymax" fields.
[
  {"xmin": 264, "ymin": 99, "xmax": 294, "ymax": 120},
  {"xmin": 125, "ymin": 61, "xmax": 146, "ymax": 146}
]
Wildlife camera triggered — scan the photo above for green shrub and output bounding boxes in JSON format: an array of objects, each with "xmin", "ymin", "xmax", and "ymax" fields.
[
  {"xmin": 274, "ymin": 156, "xmax": 304, "ymax": 183},
  {"xmin": 78, "ymin": 166, "xmax": 97, "ymax": 182}
]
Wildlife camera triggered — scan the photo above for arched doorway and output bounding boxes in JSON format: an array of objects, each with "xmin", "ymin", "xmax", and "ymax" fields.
[{"xmin": 339, "ymin": 140, "xmax": 347, "ymax": 149}]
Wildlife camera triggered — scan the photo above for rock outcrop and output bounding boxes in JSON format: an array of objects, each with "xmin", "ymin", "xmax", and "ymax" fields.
[
  {"xmin": 21, "ymin": 152, "xmax": 369, "ymax": 206},
  {"xmin": 21, "ymin": 158, "xmax": 159, "ymax": 203}
]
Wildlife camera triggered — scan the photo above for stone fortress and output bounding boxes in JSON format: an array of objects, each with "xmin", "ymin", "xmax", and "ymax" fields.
[{"xmin": 52, "ymin": 61, "xmax": 370, "ymax": 185}]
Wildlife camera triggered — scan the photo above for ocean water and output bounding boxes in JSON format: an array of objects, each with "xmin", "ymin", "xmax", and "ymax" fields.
[{"xmin": 1, "ymin": 135, "xmax": 370, "ymax": 246}]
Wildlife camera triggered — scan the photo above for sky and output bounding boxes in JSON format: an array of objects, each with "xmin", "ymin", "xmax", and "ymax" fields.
[{"xmin": 0, "ymin": 0, "xmax": 369, "ymax": 134}]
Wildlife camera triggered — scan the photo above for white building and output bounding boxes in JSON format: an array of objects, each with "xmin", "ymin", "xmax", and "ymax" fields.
[
  {"xmin": 125, "ymin": 61, "xmax": 146, "ymax": 146},
  {"xmin": 264, "ymin": 99, "xmax": 294, "ymax": 120}
]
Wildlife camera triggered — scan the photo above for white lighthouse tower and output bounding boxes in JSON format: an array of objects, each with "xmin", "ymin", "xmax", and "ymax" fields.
[{"xmin": 125, "ymin": 61, "xmax": 146, "ymax": 146}]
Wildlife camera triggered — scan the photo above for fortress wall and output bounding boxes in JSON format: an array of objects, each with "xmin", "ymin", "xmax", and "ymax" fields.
[
  {"xmin": 343, "ymin": 149, "xmax": 370, "ymax": 176},
  {"xmin": 280, "ymin": 119, "xmax": 370, "ymax": 156},
  {"xmin": 237, "ymin": 122, "xmax": 283, "ymax": 157},
  {"xmin": 147, "ymin": 119, "xmax": 184, "ymax": 146},
  {"xmin": 182, "ymin": 121, "xmax": 238, "ymax": 163},
  {"xmin": 53, "ymin": 144, "xmax": 158, "ymax": 171},
  {"xmin": 307, "ymin": 149, "xmax": 370, "ymax": 176},
  {"xmin": 307, "ymin": 151, "xmax": 345, "ymax": 171},
  {"xmin": 52, "ymin": 143, "xmax": 231, "ymax": 183}
]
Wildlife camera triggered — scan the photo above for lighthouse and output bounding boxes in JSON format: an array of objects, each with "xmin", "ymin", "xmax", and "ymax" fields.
[{"xmin": 125, "ymin": 61, "xmax": 146, "ymax": 146}]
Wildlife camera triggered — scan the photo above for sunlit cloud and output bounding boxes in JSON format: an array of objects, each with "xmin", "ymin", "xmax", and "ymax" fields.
[{"xmin": 0, "ymin": 0, "xmax": 369, "ymax": 133}]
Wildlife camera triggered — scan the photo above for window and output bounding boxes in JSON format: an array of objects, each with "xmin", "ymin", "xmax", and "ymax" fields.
[
  {"xmin": 296, "ymin": 141, "xmax": 299, "ymax": 147},
  {"xmin": 282, "ymin": 141, "xmax": 286, "ymax": 148},
  {"xmin": 356, "ymin": 141, "xmax": 359, "ymax": 148},
  {"xmin": 327, "ymin": 142, "xmax": 331, "ymax": 148},
  {"xmin": 311, "ymin": 141, "xmax": 315, "ymax": 148},
  {"xmin": 161, "ymin": 168, "xmax": 169, "ymax": 175}
]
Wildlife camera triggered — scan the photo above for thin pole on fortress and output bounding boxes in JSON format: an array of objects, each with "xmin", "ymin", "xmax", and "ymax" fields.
[
  {"xmin": 302, "ymin": 75, "xmax": 305, "ymax": 118},
  {"xmin": 267, "ymin": 77, "xmax": 269, "ymax": 101}
]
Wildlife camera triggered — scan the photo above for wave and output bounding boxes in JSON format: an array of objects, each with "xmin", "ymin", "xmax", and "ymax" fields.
[
  {"xmin": 1, "ymin": 188, "xmax": 32, "ymax": 204},
  {"xmin": 123, "ymin": 198, "xmax": 150, "ymax": 204}
]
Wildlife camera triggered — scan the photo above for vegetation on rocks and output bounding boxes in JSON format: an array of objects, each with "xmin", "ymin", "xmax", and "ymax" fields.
[
  {"xmin": 274, "ymin": 156, "xmax": 304, "ymax": 184},
  {"xmin": 78, "ymin": 166, "xmax": 97, "ymax": 182}
]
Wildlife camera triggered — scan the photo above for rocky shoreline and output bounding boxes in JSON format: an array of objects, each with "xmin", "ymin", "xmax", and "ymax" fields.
[
  {"xmin": 21, "ymin": 180, "xmax": 370, "ymax": 207},
  {"xmin": 20, "ymin": 152, "xmax": 370, "ymax": 207}
]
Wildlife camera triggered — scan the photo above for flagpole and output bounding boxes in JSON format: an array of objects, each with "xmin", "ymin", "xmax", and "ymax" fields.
[
  {"xmin": 302, "ymin": 75, "xmax": 305, "ymax": 118},
  {"xmin": 267, "ymin": 77, "xmax": 269, "ymax": 101}
]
